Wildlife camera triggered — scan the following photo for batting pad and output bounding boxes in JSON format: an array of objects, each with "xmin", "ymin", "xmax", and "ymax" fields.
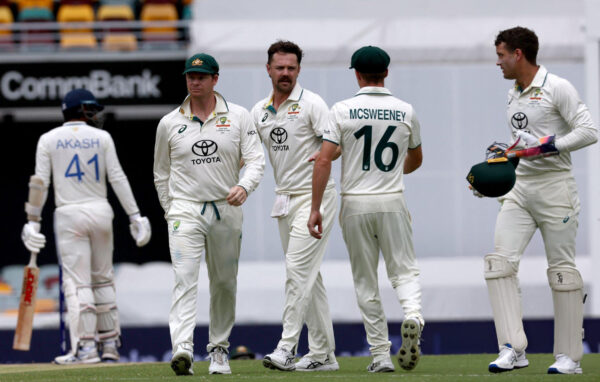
[
  {"xmin": 77, "ymin": 285, "xmax": 97, "ymax": 341},
  {"xmin": 547, "ymin": 267, "xmax": 584, "ymax": 362},
  {"xmin": 93, "ymin": 282, "xmax": 120, "ymax": 340},
  {"xmin": 484, "ymin": 254, "xmax": 527, "ymax": 352},
  {"xmin": 63, "ymin": 278, "xmax": 80, "ymax": 353}
]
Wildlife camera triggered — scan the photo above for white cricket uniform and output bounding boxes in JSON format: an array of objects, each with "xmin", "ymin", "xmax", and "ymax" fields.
[
  {"xmin": 251, "ymin": 84, "xmax": 336, "ymax": 361},
  {"xmin": 489, "ymin": 66, "xmax": 597, "ymax": 358},
  {"xmin": 35, "ymin": 121, "xmax": 140, "ymax": 348},
  {"xmin": 325, "ymin": 86, "xmax": 423, "ymax": 357},
  {"xmin": 154, "ymin": 92, "xmax": 265, "ymax": 354}
]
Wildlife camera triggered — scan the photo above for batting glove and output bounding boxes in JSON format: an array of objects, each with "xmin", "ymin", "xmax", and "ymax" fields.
[
  {"xmin": 506, "ymin": 135, "xmax": 559, "ymax": 160},
  {"xmin": 21, "ymin": 221, "xmax": 46, "ymax": 253},
  {"xmin": 129, "ymin": 213, "xmax": 151, "ymax": 247}
]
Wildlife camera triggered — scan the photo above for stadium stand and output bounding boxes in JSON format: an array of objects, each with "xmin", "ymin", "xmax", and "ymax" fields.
[
  {"xmin": 17, "ymin": 6, "xmax": 54, "ymax": 51},
  {"xmin": 14, "ymin": 0, "xmax": 54, "ymax": 12},
  {"xmin": 97, "ymin": 4, "xmax": 136, "ymax": 51},
  {"xmin": 57, "ymin": 3, "xmax": 96, "ymax": 50},
  {"xmin": 0, "ymin": 4, "xmax": 14, "ymax": 51},
  {"xmin": 140, "ymin": 2, "xmax": 178, "ymax": 50},
  {"xmin": 2, "ymin": 0, "xmax": 188, "ymax": 52}
]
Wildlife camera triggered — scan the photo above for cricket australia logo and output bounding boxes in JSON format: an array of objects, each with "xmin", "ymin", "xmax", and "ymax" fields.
[
  {"xmin": 216, "ymin": 116, "xmax": 231, "ymax": 133},
  {"xmin": 191, "ymin": 140, "xmax": 221, "ymax": 165},
  {"xmin": 511, "ymin": 112, "xmax": 528, "ymax": 130},
  {"xmin": 270, "ymin": 127, "xmax": 289, "ymax": 152},
  {"xmin": 287, "ymin": 103, "xmax": 301, "ymax": 120}
]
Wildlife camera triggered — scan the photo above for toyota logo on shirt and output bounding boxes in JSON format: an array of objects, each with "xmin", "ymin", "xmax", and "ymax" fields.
[
  {"xmin": 270, "ymin": 127, "xmax": 288, "ymax": 144},
  {"xmin": 192, "ymin": 140, "xmax": 218, "ymax": 156},
  {"xmin": 511, "ymin": 112, "xmax": 528, "ymax": 130}
]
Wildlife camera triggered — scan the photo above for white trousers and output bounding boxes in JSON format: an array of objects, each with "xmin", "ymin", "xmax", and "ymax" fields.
[
  {"xmin": 54, "ymin": 200, "xmax": 118, "ymax": 350},
  {"xmin": 167, "ymin": 199, "xmax": 242, "ymax": 354},
  {"xmin": 340, "ymin": 193, "xmax": 423, "ymax": 357},
  {"xmin": 494, "ymin": 172, "xmax": 580, "ymax": 268},
  {"xmin": 276, "ymin": 188, "xmax": 337, "ymax": 361},
  {"xmin": 491, "ymin": 171, "xmax": 581, "ymax": 351}
]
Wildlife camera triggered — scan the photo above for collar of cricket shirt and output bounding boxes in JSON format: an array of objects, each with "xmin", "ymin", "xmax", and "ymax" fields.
[
  {"xmin": 513, "ymin": 65, "xmax": 548, "ymax": 94},
  {"xmin": 179, "ymin": 91, "xmax": 230, "ymax": 122},
  {"xmin": 355, "ymin": 86, "xmax": 392, "ymax": 96},
  {"xmin": 263, "ymin": 83, "xmax": 304, "ymax": 113}
]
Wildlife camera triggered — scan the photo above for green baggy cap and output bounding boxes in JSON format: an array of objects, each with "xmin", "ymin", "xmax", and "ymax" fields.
[
  {"xmin": 183, "ymin": 53, "xmax": 219, "ymax": 75},
  {"xmin": 350, "ymin": 46, "xmax": 390, "ymax": 73}
]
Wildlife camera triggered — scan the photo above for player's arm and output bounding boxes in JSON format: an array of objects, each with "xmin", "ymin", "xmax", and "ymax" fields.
[
  {"xmin": 308, "ymin": 96, "xmax": 341, "ymax": 162},
  {"xmin": 309, "ymin": 140, "xmax": 336, "ymax": 239},
  {"xmin": 404, "ymin": 145, "xmax": 422, "ymax": 174},
  {"xmin": 22, "ymin": 137, "xmax": 51, "ymax": 254},
  {"xmin": 154, "ymin": 119, "xmax": 172, "ymax": 214},
  {"xmin": 553, "ymin": 79, "xmax": 598, "ymax": 152},
  {"xmin": 105, "ymin": 134, "xmax": 151, "ymax": 246},
  {"xmin": 228, "ymin": 110, "xmax": 265, "ymax": 206},
  {"xmin": 308, "ymin": 143, "xmax": 341, "ymax": 162},
  {"xmin": 404, "ymin": 107, "xmax": 423, "ymax": 174}
]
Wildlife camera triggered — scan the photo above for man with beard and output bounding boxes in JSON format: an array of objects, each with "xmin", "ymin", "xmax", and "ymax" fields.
[{"xmin": 251, "ymin": 40, "xmax": 339, "ymax": 372}]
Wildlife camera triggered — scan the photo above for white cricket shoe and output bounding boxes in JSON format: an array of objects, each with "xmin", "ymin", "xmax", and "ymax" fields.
[
  {"xmin": 488, "ymin": 344, "xmax": 529, "ymax": 373},
  {"xmin": 547, "ymin": 354, "xmax": 582, "ymax": 374},
  {"xmin": 170, "ymin": 344, "xmax": 194, "ymax": 376},
  {"xmin": 397, "ymin": 317, "xmax": 422, "ymax": 370},
  {"xmin": 208, "ymin": 347, "xmax": 231, "ymax": 375},
  {"xmin": 296, "ymin": 354, "xmax": 339, "ymax": 371},
  {"xmin": 263, "ymin": 347, "xmax": 296, "ymax": 371},
  {"xmin": 367, "ymin": 354, "xmax": 395, "ymax": 373},
  {"xmin": 54, "ymin": 344, "xmax": 101, "ymax": 365},
  {"xmin": 100, "ymin": 340, "xmax": 119, "ymax": 362}
]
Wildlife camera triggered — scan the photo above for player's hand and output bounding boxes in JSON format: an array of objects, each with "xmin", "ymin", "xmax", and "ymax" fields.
[
  {"xmin": 129, "ymin": 214, "xmax": 151, "ymax": 247},
  {"xmin": 468, "ymin": 185, "xmax": 484, "ymax": 198},
  {"xmin": 506, "ymin": 135, "xmax": 559, "ymax": 160},
  {"xmin": 308, "ymin": 150, "xmax": 320, "ymax": 162},
  {"xmin": 514, "ymin": 130, "xmax": 539, "ymax": 146},
  {"xmin": 227, "ymin": 185, "xmax": 247, "ymax": 206},
  {"xmin": 307, "ymin": 210, "xmax": 323, "ymax": 239},
  {"xmin": 21, "ymin": 221, "xmax": 45, "ymax": 253}
]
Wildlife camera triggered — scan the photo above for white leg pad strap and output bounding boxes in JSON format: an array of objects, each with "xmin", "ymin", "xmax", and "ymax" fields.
[
  {"xmin": 484, "ymin": 254, "xmax": 528, "ymax": 352},
  {"xmin": 547, "ymin": 267, "xmax": 584, "ymax": 362}
]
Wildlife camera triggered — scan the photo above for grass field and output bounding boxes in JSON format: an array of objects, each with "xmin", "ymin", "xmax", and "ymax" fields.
[{"xmin": 1, "ymin": 354, "xmax": 599, "ymax": 381}]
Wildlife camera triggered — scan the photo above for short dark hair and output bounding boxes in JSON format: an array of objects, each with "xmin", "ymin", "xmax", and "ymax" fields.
[
  {"xmin": 495, "ymin": 26, "xmax": 538, "ymax": 65},
  {"xmin": 360, "ymin": 71, "xmax": 387, "ymax": 84},
  {"xmin": 267, "ymin": 40, "xmax": 303, "ymax": 65}
]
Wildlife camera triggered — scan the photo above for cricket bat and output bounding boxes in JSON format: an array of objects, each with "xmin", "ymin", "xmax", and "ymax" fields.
[
  {"xmin": 13, "ymin": 252, "xmax": 40, "ymax": 351},
  {"xmin": 13, "ymin": 175, "xmax": 45, "ymax": 351}
]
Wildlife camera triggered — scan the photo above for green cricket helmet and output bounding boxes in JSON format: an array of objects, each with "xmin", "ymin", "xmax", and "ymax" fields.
[{"xmin": 466, "ymin": 142, "xmax": 519, "ymax": 197}]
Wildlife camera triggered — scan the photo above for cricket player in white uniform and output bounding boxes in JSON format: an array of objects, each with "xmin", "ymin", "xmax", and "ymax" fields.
[
  {"xmin": 153, "ymin": 53, "xmax": 265, "ymax": 376},
  {"xmin": 308, "ymin": 46, "xmax": 424, "ymax": 373},
  {"xmin": 21, "ymin": 88, "xmax": 151, "ymax": 364},
  {"xmin": 250, "ymin": 40, "xmax": 338, "ymax": 372},
  {"xmin": 484, "ymin": 27, "xmax": 597, "ymax": 375}
]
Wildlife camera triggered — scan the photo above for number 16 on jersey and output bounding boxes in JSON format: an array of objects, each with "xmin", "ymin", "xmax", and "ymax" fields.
[{"xmin": 354, "ymin": 125, "xmax": 399, "ymax": 172}]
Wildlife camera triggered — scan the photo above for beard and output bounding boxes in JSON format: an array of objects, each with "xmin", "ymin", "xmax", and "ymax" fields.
[{"xmin": 275, "ymin": 77, "xmax": 294, "ymax": 93}]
